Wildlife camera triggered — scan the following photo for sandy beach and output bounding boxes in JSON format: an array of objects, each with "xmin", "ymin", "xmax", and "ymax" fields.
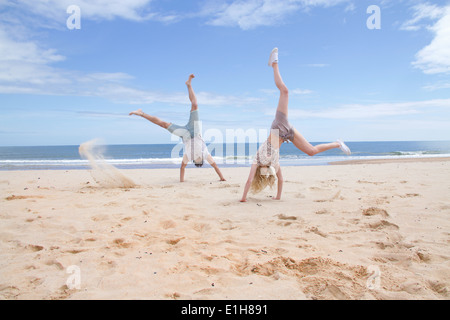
[{"xmin": 0, "ymin": 158, "xmax": 449, "ymax": 300}]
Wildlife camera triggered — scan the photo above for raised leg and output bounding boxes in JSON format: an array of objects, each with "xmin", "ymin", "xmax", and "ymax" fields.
[
  {"xmin": 185, "ymin": 74, "xmax": 198, "ymax": 112},
  {"xmin": 272, "ymin": 62, "xmax": 289, "ymax": 116},
  {"xmin": 292, "ymin": 129, "xmax": 339, "ymax": 156},
  {"xmin": 129, "ymin": 109, "xmax": 171, "ymax": 129}
]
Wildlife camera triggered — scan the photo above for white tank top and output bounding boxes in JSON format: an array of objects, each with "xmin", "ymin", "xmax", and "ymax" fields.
[
  {"xmin": 254, "ymin": 139, "xmax": 279, "ymax": 167},
  {"xmin": 184, "ymin": 136, "xmax": 209, "ymax": 162}
]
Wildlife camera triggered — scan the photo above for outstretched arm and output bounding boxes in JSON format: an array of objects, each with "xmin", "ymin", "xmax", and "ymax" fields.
[
  {"xmin": 274, "ymin": 166, "xmax": 283, "ymax": 200},
  {"xmin": 240, "ymin": 163, "xmax": 258, "ymax": 202},
  {"xmin": 206, "ymin": 155, "xmax": 226, "ymax": 181}
]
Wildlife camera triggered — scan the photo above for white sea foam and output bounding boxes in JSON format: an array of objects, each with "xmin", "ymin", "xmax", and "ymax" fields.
[{"xmin": 1, "ymin": 150, "xmax": 449, "ymax": 169}]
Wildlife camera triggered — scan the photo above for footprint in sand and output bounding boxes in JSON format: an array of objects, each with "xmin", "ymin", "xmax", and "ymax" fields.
[
  {"xmin": 26, "ymin": 244, "xmax": 44, "ymax": 252},
  {"xmin": 314, "ymin": 190, "xmax": 343, "ymax": 203},
  {"xmin": 64, "ymin": 249, "xmax": 85, "ymax": 254},
  {"xmin": 112, "ymin": 238, "xmax": 133, "ymax": 248},
  {"xmin": 367, "ymin": 220, "xmax": 399, "ymax": 231},
  {"xmin": 414, "ymin": 250, "xmax": 432, "ymax": 263},
  {"xmin": 192, "ymin": 223, "xmax": 210, "ymax": 232},
  {"xmin": 91, "ymin": 214, "xmax": 109, "ymax": 222},
  {"xmin": 166, "ymin": 238, "xmax": 184, "ymax": 245},
  {"xmin": 45, "ymin": 259, "xmax": 64, "ymax": 270},
  {"xmin": 160, "ymin": 220, "xmax": 177, "ymax": 229},
  {"xmin": 220, "ymin": 219, "xmax": 237, "ymax": 231},
  {"xmin": 399, "ymin": 193, "xmax": 421, "ymax": 198},
  {"xmin": 0, "ymin": 285, "xmax": 20, "ymax": 299},
  {"xmin": 232, "ymin": 256, "xmax": 368, "ymax": 299},
  {"xmin": 306, "ymin": 226, "xmax": 328, "ymax": 238},
  {"xmin": 276, "ymin": 214, "xmax": 297, "ymax": 220},
  {"xmin": 5, "ymin": 195, "xmax": 44, "ymax": 201},
  {"xmin": 362, "ymin": 207, "xmax": 389, "ymax": 218},
  {"xmin": 275, "ymin": 214, "xmax": 298, "ymax": 227},
  {"xmin": 427, "ymin": 280, "xmax": 448, "ymax": 296},
  {"xmin": 362, "ymin": 207, "xmax": 400, "ymax": 234}
]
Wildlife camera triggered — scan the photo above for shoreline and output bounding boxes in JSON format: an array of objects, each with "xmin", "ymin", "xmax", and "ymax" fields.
[
  {"xmin": 330, "ymin": 156, "xmax": 450, "ymax": 165},
  {"xmin": 2, "ymin": 156, "xmax": 450, "ymax": 172}
]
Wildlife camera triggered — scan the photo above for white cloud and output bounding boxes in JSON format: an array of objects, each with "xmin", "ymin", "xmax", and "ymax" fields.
[
  {"xmin": 0, "ymin": 1, "xmax": 261, "ymax": 107},
  {"xmin": 0, "ymin": 29, "xmax": 64, "ymax": 64},
  {"xmin": 292, "ymin": 88, "xmax": 314, "ymax": 95},
  {"xmin": 285, "ymin": 99, "xmax": 450, "ymax": 119},
  {"xmin": 0, "ymin": 0, "xmax": 185, "ymax": 96},
  {"xmin": 400, "ymin": 2, "xmax": 444, "ymax": 31},
  {"xmin": 423, "ymin": 82, "xmax": 450, "ymax": 91},
  {"xmin": 79, "ymin": 73, "xmax": 135, "ymax": 83},
  {"xmin": 0, "ymin": 26, "xmax": 262, "ymax": 107},
  {"xmin": 203, "ymin": 0, "xmax": 296, "ymax": 29},
  {"xmin": 93, "ymin": 84, "xmax": 263, "ymax": 107},
  {"xmin": 203, "ymin": 0, "xmax": 351, "ymax": 30},
  {"xmin": 0, "ymin": 66, "xmax": 262, "ymax": 107},
  {"xmin": 402, "ymin": 3, "xmax": 450, "ymax": 74},
  {"xmin": 414, "ymin": 8, "xmax": 450, "ymax": 74},
  {"xmin": 0, "ymin": 0, "xmax": 180, "ymax": 33},
  {"xmin": 9, "ymin": 0, "xmax": 154, "ymax": 22}
]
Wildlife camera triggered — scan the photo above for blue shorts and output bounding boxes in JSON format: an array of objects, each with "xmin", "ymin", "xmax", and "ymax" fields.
[{"xmin": 167, "ymin": 110, "xmax": 201, "ymax": 141}]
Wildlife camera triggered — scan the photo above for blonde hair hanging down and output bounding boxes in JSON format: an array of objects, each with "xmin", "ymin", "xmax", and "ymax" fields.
[{"xmin": 250, "ymin": 166, "xmax": 276, "ymax": 194}]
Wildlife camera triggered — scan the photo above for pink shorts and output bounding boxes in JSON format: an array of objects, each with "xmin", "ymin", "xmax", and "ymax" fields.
[{"xmin": 271, "ymin": 111, "xmax": 294, "ymax": 142}]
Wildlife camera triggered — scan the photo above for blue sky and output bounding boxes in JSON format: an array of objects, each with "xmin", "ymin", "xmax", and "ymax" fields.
[{"xmin": 0, "ymin": 0, "xmax": 449, "ymax": 146}]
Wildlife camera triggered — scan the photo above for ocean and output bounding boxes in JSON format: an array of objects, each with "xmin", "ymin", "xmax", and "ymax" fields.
[{"xmin": 1, "ymin": 141, "xmax": 450, "ymax": 171}]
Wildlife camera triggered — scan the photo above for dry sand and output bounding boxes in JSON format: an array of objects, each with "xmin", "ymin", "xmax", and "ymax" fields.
[{"xmin": 0, "ymin": 158, "xmax": 449, "ymax": 300}]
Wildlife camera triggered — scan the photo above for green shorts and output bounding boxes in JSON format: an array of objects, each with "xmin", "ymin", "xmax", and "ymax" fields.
[{"xmin": 167, "ymin": 110, "xmax": 200, "ymax": 141}]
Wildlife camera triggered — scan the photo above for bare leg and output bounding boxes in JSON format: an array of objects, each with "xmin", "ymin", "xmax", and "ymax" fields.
[
  {"xmin": 206, "ymin": 155, "xmax": 226, "ymax": 181},
  {"xmin": 272, "ymin": 61, "xmax": 340, "ymax": 156},
  {"xmin": 292, "ymin": 129, "xmax": 339, "ymax": 156},
  {"xmin": 272, "ymin": 62, "xmax": 289, "ymax": 116},
  {"xmin": 185, "ymin": 74, "xmax": 198, "ymax": 112},
  {"xmin": 129, "ymin": 109, "xmax": 171, "ymax": 129}
]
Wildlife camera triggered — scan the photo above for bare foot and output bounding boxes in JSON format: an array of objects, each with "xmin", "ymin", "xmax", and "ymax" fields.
[
  {"xmin": 129, "ymin": 109, "xmax": 143, "ymax": 116},
  {"xmin": 185, "ymin": 74, "xmax": 195, "ymax": 86}
]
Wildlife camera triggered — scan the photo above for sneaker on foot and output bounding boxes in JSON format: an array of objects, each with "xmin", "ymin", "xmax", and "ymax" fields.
[
  {"xmin": 337, "ymin": 139, "xmax": 351, "ymax": 155},
  {"xmin": 268, "ymin": 47, "xmax": 278, "ymax": 66}
]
